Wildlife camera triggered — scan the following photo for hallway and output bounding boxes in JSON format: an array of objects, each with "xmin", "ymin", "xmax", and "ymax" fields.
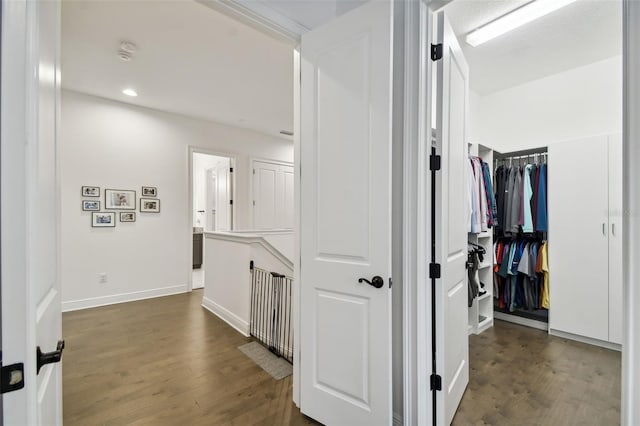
[{"xmin": 62, "ymin": 290, "xmax": 315, "ymax": 425}]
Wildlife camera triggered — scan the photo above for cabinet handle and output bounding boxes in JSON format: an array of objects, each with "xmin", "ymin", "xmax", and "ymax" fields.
[
  {"xmin": 603, "ymin": 223, "xmax": 606, "ymax": 236},
  {"xmin": 612, "ymin": 223, "xmax": 615, "ymax": 236}
]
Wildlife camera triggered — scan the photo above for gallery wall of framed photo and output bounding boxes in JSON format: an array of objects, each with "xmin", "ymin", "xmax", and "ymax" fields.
[{"xmin": 81, "ymin": 185, "xmax": 160, "ymax": 228}]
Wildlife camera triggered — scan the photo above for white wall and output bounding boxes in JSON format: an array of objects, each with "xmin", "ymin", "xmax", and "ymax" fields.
[
  {"xmin": 61, "ymin": 90, "xmax": 293, "ymax": 310},
  {"xmin": 472, "ymin": 56, "xmax": 622, "ymax": 152},
  {"xmin": 202, "ymin": 232, "xmax": 293, "ymax": 336}
]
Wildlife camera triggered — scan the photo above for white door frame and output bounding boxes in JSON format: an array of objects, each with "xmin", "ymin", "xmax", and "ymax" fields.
[
  {"xmin": 187, "ymin": 147, "xmax": 237, "ymax": 292},
  {"xmin": 622, "ymin": 0, "xmax": 640, "ymax": 423}
]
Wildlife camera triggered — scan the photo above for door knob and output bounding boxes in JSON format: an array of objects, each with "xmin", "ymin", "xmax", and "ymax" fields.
[
  {"xmin": 358, "ymin": 276, "xmax": 384, "ymax": 289},
  {"xmin": 36, "ymin": 340, "xmax": 65, "ymax": 374}
]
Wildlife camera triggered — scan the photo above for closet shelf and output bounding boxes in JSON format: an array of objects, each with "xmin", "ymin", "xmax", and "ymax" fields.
[
  {"xmin": 478, "ymin": 263, "xmax": 492, "ymax": 270},
  {"xmin": 478, "ymin": 292, "xmax": 492, "ymax": 302},
  {"xmin": 478, "ymin": 316, "xmax": 493, "ymax": 333},
  {"xmin": 477, "ymin": 231, "xmax": 491, "ymax": 239}
]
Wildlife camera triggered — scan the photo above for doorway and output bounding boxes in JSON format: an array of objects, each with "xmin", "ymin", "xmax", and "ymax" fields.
[
  {"xmin": 433, "ymin": 0, "xmax": 624, "ymax": 424},
  {"xmin": 191, "ymin": 150, "xmax": 235, "ymax": 290}
]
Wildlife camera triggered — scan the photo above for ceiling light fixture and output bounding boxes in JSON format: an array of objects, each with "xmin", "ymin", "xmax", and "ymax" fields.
[
  {"xmin": 122, "ymin": 88, "xmax": 138, "ymax": 97},
  {"xmin": 465, "ymin": 0, "xmax": 579, "ymax": 47},
  {"xmin": 280, "ymin": 130, "xmax": 294, "ymax": 136}
]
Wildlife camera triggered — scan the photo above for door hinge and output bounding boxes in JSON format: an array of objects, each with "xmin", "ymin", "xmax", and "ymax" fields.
[
  {"xmin": 253, "ymin": 200, "xmax": 256, "ymax": 206},
  {"xmin": 431, "ymin": 43, "xmax": 443, "ymax": 61},
  {"xmin": 429, "ymin": 263, "xmax": 441, "ymax": 279},
  {"xmin": 389, "ymin": 277, "xmax": 393, "ymax": 289},
  {"xmin": 253, "ymin": 169, "xmax": 255, "ymax": 175},
  {"xmin": 430, "ymin": 154, "xmax": 441, "ymax": 171},
  {"xmin": 1, "ymin": 362, "xmax": 25, "ymax": 394},
  {"xmin": 430, "ymin": 373, "xmax": 442, "ymax": 391},
  {"xmin": 230, "ymin": 200, "xmax": 233, "ymax": 205},
  {"xmin": 230, "ymin": 167, "xmax": 234, "ymax": 173}
]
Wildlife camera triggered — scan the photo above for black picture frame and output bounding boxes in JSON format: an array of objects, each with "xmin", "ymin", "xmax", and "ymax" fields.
[
  {"xmin": 141, "ymin": 186, "xmax": 157, "ymax": 197},
  {"xmin": 140, "ymin": 198, "xmax": 160, "ymax": 213},
  {"xmin": 120, "ymin": 212, "xmax": 136, "ymax": 222},
  {"xmin": 82, "ymin": 200, "xmax": 100, "ymax": 211},
  {"xmin": 104, "ymin": 189, "xmax": 136, "ymax": 210},
  {"xmin": 92, "ymin": 212, "xmax": 116, "ymax": 228},
  {"xmin": 82, "ymin": 186, "xmax": 100, "ymax": 197}
]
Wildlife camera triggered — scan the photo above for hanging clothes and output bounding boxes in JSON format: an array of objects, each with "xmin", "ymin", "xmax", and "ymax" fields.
[
  {"xmin": 481, "ymin": 161, "xmax": 498, "ymax": 227},
  {"xmin": 493, "ymin": 156, "xmax": 548, "ymax": 236},
  {"xmin": 522, "ymin": 164, "xmax": 534, "ymax": 232},
  {"xmin": 536, "ymin": 164, "xmax": 548, "ymax": 232},
  {"xmin": 469, "ymin": 160, "xmax": 481, "ymax": 233},
  {"xmin": 468, "ymin": 156, "xmax": 497, "ymax": 234},
  {"xmin": 494, "ymin": 236, "xmax": 549, "ymax": 312}
]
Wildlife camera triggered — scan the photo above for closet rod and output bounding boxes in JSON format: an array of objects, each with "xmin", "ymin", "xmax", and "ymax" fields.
[{"xmin": 494, "ymin": 147, "xmax": 548, "ymax": 160}]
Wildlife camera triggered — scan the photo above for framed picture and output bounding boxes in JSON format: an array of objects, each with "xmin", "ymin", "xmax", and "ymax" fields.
[
  {"xmin": 105, "ymin": 189, "xmax": 136, "ymax": 210},
  {"xmin": 82, "ymin": 186, "xmax": 100, "ymax": 197},
  {"xmin": 82, "ymin": 200, "xmax": 100, "ymax": 211},
  {"xmin": 92, "ymin": 212, "xmax": 115, "ymax": 227},
  {"xmin": 142, "ymin": 186, "xmax": 157, "ymax": 197},
  {"xmin": 140, "ymin": 198, "xmax": 160, "ymax": 213},
  {"xmin": 120, "ymin": 212, "xmax": 136, "ymax": 222}
]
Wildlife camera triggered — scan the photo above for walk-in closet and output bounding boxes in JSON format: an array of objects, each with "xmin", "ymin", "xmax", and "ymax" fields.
[{"xmin": 441, "ymin": 0, "xmax": 623, "ymax": 423}]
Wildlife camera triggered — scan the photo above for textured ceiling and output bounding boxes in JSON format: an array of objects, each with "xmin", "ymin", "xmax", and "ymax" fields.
[
  {"xmin": 444, "ymin": 0, "xmax": 622, "ymax": 94},
  {"xmin": 62, "ymin": 0, "xmax": 294, "ymax": 139}
]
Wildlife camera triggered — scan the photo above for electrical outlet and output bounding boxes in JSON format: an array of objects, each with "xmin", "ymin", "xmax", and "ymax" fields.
[{"xmin": 98, "ymin": 273, "xmax": 107, "ymax": 284}]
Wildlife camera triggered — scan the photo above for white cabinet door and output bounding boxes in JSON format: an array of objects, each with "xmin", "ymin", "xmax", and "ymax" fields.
[
  {"xmin": 278, "ymin": 165, "xmax": 295, "ymax": 229},
  {"xmin": 253, "ymin": 161, "xmax": 279, "ymax": 229},
  {"xmin": 253, "ymin": 161, "xmax": 294, "ymax": 229},
  {"xmin": 608, "ymin": 134, "xmax": 623, "ymax": 344},
  {"xmin": 434, "ymin": 11, "xmax": 470, "ymax": 426},
  {"xmin": 549, "ymin": 136, "xmax": 610, "ymax": 341},
  {"xmin": 300, "ymin": 2, "xmax": 393, "ymax": 424},
  {"xmin": 2, "ymin": 0, "xmax": 63, "ymax": 424}
]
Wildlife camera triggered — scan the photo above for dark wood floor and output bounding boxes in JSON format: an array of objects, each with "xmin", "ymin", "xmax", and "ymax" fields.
[
  {"xmin": 62, "ymin": 290, "xmax": 316, "ymax": 425},
  {"xmin": 453, "ymin": 320, "xmax": 621, "ymax": 426},
  {"xmin": 64, "ymin": 292, "xmax": 621, "ymax": 425}
]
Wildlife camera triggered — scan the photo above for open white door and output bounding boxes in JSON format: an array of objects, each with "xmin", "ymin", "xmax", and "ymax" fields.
[
  {"xmin": 205, "ymin": 169, "xmax": 217, "ymax": 231},
  {"xmin": 215, "ymin": 160, "xmax": 232, "ymax": 231},
  {"xmin": 433, "ymin": 10, "xmax": 470, "ymax": 426},
  {"xmin": 2, "ymin": 0, "xmax": 63, "ymax": 424},
  {"xmin": 300, "ymin": 1, "xmax": 394, "ymax": 424}
]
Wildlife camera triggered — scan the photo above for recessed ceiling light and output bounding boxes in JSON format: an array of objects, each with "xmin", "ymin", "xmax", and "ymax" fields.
[
  {"xmin": 122, "ymin": 88, "xmax": 138, "ymax": 97},
  {"xmin": 466, "ymin": 0, "xmax": 579, "ymax": 47}
]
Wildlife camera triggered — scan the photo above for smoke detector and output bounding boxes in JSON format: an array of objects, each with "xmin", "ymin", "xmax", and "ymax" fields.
[
  {"xmin": 120, "ymin": 41, "xmax": 138, "ymax": 53},
  {"xmin": 118, "ymin": 41, "xmax": 138, "ymax": 61},
  {"xmin": 118, "ymin": 50, "xmax": 132, "ymax": 61}
]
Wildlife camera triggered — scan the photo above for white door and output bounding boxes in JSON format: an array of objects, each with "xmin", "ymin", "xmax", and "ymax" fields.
[
  {"xmin": 548, "ymin": 136, "xmax": 609, "ymax": 341},
  {"xmin": 215, "ymin": 160, "xmax": 231, "ymax": 231},
  {"xmin": 253, "ymin": 160, "xmax": 294, "ymax": 229},
  {"xmin": 206, "ymin": 169, "xmax": 217, "ymax": 231},
  {"xmin": 2, "ymin": 0, "xmax": 63, "ymax": 424},
  {"xmin": 253, "ymin": 161, "xmax": 278, "ymax": 229},
  {"xmin": 609, "ymin": 134, "xmax": 623, "ymax": 344},
  {"xmin": 300, "ymin": 1, "xmax": 394, "ymax": 425},
  {"xmin": 434, "ymin": 11, "xmax": 470, "ymax": 426},
  {"xmin": 277, "ymin": 164, "xmax": 294, "ymax": 229}
]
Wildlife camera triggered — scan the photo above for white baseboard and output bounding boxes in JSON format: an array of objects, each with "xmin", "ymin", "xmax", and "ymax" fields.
[
  {"xmin": 549, "ymin": 328, "xmax": 622, "ymax": 352},
  {"xmin": 62, "ymin": 284, "xmax": 188, "ymax": 312},
  {"xmin": 393, "ymin": 412, "xmax": 403, "ymax": 426},
  {"xmin": 201, "ymin": 296, "xmax": 250, "ymax": 337},
  {"xmin": 494, "ymin": 312, "xmax": 549, "ymax": 331}
]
